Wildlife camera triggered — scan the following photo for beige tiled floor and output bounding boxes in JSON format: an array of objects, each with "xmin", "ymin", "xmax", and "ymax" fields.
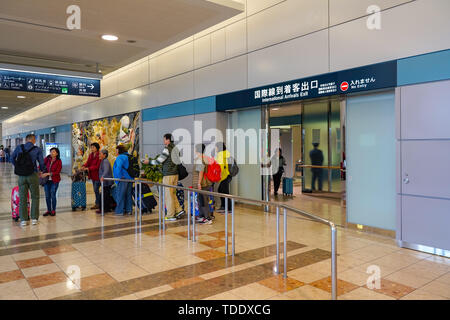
[{"xmin": 0, "ymin": 163, "xmax": 449, "ymax": 300}]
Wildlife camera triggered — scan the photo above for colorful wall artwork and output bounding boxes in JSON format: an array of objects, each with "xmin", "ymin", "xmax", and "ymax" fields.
[{"xmin": 71, "ymin": 111, "xmax": 140, "ymax": 173}]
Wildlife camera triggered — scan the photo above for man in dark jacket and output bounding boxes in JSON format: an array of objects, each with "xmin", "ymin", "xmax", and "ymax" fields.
[
  {"xmin": 309, "ymin": 143, "xmax": 324, "ymax": 191},
  {"xmin": 81, "ymin": 143, "xmax": 101, "ymax": 210},
  {"xmin": 143, "ymin": 133, "xmax": 184, "ymax": 221},
  {"xmin": 11, "ymin": 134, "xmax": 45, "ymax": 226}
]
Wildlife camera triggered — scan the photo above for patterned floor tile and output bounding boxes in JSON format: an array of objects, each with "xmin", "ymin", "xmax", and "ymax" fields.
[
  {"xmin": 16, "ymin": 256, "xmax": 53, "ymax": 269},
  {"xmin": 284, "ymin": 285, "xmax": 331, "ymax": 300},
  {"xmin": 43, "ymin": 245, "xmax": 77, "ymax": 256},
  {"xmin": 310, "ymin": 276, "xmax": 359, "ymax": 296},
  {"xmin": 27, "ymin": 271, "xmax": 69, "ymax": 289},
  {"xmin": 368, "ymin": 279, "xmax": 415, "ymax": 299},
  {"xmin": 258, "ymin": 275, "xmax": 305, "ymax": 293},
  {"xmin": 200, "ymin": 239, "xmax": 227, "ymax": 249},
  {"xmin": 79, "ymin": 273, "xmax": 117, "ymax": 291},
  {"xmin": 339, "ymin": 287, "xmax": 395, "ymax": 300},
  {"xmin": 0, "ymin": 269, "xmax": 24, "ymax": 284},
  {"xmin": 21, "ymin": 263, "xmax": 61, "ymax": 278},
  {"xmin": 194, "ymin": 249, "xmax": 226, "ymax": 260},
  {"xmin": 170, "ymin": 276, "xmax": 205, "ymax": 289}
]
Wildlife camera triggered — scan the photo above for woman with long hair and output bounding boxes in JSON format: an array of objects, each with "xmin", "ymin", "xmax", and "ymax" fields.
[{"xmin": 42, "ymin": 147, "xmax": 62, "ymax": 216}]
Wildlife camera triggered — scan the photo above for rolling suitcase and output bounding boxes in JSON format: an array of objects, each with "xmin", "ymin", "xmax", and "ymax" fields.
[
  {"xmin": 11, "ymin": 186, "xmax": 30, "ymax": 222},
  {"xmin": 282, "ymin": 177, "xmax": 293, "ymax": 196},
  {"xmin": 71, "ymin": 170, "xmax": 87, "ymax": 211},
  {"xmin": 133, "ymin": 183, "xmax": 157, "ymax": 213}
]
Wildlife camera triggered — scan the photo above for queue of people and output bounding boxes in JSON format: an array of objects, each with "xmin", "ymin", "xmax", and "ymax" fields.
[{"xmin": 10, "ymin": 132, "xmax": 238, "ymax": 227}]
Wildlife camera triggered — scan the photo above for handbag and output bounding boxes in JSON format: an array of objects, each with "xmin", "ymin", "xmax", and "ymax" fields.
[{"xmin": 40, "ymin": 159, "xmax": 53, "ymax": 186}]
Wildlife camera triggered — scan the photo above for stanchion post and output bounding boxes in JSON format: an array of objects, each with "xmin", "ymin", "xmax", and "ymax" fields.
[
  {"xmin": 134, "ymin": 180, "xmax": 138, "ymax": 222},
  {"xmin": 192, "ymin": 190, "xmax": 196, "ymax": 242},
  {"xmin": 225, "ymin": 197, "xmax": 228, "ymax": 256},
  {"xmin": 283, "ymin": 208, "xmax": 287, "ymax": 279},
  {"xmin": 101, "ymin": 179, "xmax": 104, "ymax": 216},
  {"xmin": 331, "ymin": 225, "xmax": 337, "ymax": 300},
  {"xmin": 231, "ymin": 199, "xmax": 235, "ymax": 256},
  {"xmin": 187, "ymin": 190, "xmax": 191, "ymax": 241},
  {"xmin": 139, "ymin": 181, "xmax": 142, "ymax": 221},
  {"xmin": 162, "ymin": 186, "xmax": 165, "ymax": 232},
  {"xmin": 158, "ymin": 186, "xmax": 162, "ymax": 232},
  {"xmin": 276, "ymin": 206, "xmax": 280, "ymax": 274}
]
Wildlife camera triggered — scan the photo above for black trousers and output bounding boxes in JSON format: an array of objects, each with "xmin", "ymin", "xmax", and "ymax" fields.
[
  {"xmin": 311, "ymin": 169, "xmax": 323, "ymax": 191},
  {"xmin": 198, "ymin": 187, "xmax": 212, "ymax": 220},
  {"xmin": 218, "ymin": 175, "xmax": 232, "ymax": 209},
  {"xmin": 273, "ymin": 171, "xmax": 283, "ymax": 194},
  {"xmin": 101, "ymin": 185, "xmax": 114, "ymax": 212}
]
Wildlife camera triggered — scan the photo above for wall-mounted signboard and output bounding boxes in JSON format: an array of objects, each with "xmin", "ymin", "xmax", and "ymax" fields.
[
  {"xmin": 0, "ymin": 69, "xmax": 100, "ymax": 97},
  {"xmin": 216, "ymin": 61, "xmax": 397, "ymax": 111},
  {"xmin": 45, "ymin": 143, "xmax": 59, "ymax": 157}
]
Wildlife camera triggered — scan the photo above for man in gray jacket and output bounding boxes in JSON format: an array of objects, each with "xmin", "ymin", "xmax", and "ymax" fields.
[
  {"xmin": 98, "ymin": 149, "xmax": 114, "ymax": 214},
  {"xmin": 143, "ymin": 133, "xmax": 184, "ymax": 221}
]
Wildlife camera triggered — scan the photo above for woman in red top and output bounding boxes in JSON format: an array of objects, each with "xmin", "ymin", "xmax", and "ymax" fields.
[
  {"xmin": 81, "ymin": 143, "xmax": 101, "ymax": 210},
  {"xmin": 42, "ymin": 147, "xmax": 62, "ymax": 216}
]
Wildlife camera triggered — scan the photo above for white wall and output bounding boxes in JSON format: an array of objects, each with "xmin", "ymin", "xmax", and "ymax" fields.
[{"xmin": 3, "ymin": 0, "xmax": 450, "ymax": 135}]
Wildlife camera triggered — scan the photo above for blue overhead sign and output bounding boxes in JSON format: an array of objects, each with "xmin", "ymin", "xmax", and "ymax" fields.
[
  {"xmin": 0, "ymin": 69, "xmax": 100, "ymax": 97},
  {"xmin": 216, "ymin": 60, "xmax": 397, "ymax": 111}
]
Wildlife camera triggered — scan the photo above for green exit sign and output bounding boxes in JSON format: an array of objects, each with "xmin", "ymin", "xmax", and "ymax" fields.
[{"xmin": 61, "ymin": 87, "xmax": 68, "ymax": 94}]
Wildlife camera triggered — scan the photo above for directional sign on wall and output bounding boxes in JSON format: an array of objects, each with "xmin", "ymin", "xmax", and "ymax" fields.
[
  {"xmin": 216, "ymin": 60, "xmax": 397, "ymax": 111},
  {"xmin": 0, "ymin": 69, "xmax": 100, "ymax": 97}
]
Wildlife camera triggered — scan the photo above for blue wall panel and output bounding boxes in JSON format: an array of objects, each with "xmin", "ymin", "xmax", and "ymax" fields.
[{"xmin": 398, "ymin": 49, "xmax": 450, "ymax": 86}]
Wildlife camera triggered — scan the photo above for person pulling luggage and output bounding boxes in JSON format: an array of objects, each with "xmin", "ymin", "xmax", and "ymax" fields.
[{"xmin": 11, "ymin": 134, "xmax": 45, "ymax": 226}]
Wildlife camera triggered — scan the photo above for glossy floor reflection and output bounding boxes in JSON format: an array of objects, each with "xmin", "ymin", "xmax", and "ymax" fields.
[{"xmin": 0, "ymin": 162, "xmax": 449, "ymax": 300}]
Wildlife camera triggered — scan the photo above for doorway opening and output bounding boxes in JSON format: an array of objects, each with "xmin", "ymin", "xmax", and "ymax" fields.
[{"xmin": 268, "ymin": 97, "xmax": 346, "ymax": 226}]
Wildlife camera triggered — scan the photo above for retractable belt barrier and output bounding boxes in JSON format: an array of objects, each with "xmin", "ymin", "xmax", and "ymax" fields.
[{"xmin": 102, "ymin": 177, "xmax": 338, "ymax": 300}]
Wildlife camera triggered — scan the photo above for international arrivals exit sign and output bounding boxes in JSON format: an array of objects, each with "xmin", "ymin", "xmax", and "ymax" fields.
[
  {"xmin": 216, "ymin": 60, "xmax": 397, "ymax": 111},
  {"xmin": 0, "ymin": 69, "xmax": 100, "ymax": 97}
]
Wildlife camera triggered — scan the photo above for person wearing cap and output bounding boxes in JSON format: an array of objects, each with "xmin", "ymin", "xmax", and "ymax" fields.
[{"xmin": 309, "ymin": 143, "xmax": 324, "ymax": 191}]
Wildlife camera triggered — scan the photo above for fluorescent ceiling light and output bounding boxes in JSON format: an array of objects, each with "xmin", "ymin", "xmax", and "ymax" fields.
[
  {"xmin": 17, "ymin": 95, "xmax": 26, "ymax": 99},
  {"xmin": 271, "ymin": 108, "xmax": 280, "ymax": 111},
  {"xmin": 102, "ymin": 34, "xmax": 118, "ymax": 41},
  {"xmin": 1, "ymin": 106, "xmax": 8, "ymax": 109}
]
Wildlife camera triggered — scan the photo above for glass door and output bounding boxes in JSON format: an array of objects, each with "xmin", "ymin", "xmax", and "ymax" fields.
[{"xmin": 302, "ymin": 98, "xmax": 342, "ymax": 193}]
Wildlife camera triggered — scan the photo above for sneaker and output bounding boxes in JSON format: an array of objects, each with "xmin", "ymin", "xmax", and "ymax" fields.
[
  {"xmin": 210, "ymin": 214, "xmax": 215, "ymax": 220},
  {"xmin": 31, "ymin": 219, "xmax": 38, "ymax": 225},
  {"xmin": 175, "ymin": 210, "xmax": 185, "ymax": 219},
  {"xmin": 199, "ymin": 218, "xmax": 212, "ymax": 225},
  {"xmin": 43, "ymin": 211, "xmax": 51, "ymax": 217},
  {"xmin": 20, "ymin": 220, "xmax": 28, "ymax": 227},
  {"xmin": 195, "ymin": 217, "xmax": 203, "ymax": 222},
  {"xmin": 90, "ymin": 205, "xmax": 99, "ymax": 210},
  {"xmin": 216, "ymin": 208, "xmax": 225, "ymax": 213},
  {"xmin": 165, "ymin": 216, "xmax": 177, "ymax": 222},
  {"xmin": 50, "ymin": 211, "xmax": 56, "ymax": 217},
  {"xmin": 95, "ymin": 210, "xmax": 102, "ymax": 214}
]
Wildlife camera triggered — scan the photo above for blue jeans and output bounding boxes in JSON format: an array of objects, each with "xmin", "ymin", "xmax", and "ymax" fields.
[
  {"xmin": 44, "ymin": 181, "xmax": 59, "ymax": 212},
  {"xmin": 114, "ymin": 182, "xmax": 132, "ymax": 214},
  {"xmin": 92, "ymin": 180, "xmax": 101, "ymax": 206}
]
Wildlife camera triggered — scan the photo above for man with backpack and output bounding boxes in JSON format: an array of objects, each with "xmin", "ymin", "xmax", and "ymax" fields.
[
  {"xmin": 142, "ymin": 133, "xmax": 185, "ymax": 221},
  {"xmin": 11, "ymin": 134, "xmax": 45, "ymax": 226}
]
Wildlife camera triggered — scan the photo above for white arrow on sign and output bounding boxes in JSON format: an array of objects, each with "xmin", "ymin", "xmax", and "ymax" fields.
[{"xmin": 87, "ymin": 84, "xmax": 94, "ymax": 90}]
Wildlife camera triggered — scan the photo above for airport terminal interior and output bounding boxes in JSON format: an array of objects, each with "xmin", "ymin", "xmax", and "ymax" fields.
[{"xmin": 0, "ymin": 0, "xmax": 449, "ymax": 301}]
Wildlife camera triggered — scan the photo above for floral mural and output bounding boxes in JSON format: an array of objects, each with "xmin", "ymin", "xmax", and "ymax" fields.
[{"xmin": 71, "ymin": 112, "xmax": 140, "ymax": 173}]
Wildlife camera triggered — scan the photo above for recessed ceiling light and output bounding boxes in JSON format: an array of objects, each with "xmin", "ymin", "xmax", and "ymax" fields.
[
  {"xmin": 102, "ymin": 34, "xmax": 118, "ymax": 41},
  {"xmin": 17, "ymin": 95, "xmax": 26, "ymax": 99},
  {"xmin": 271, "ymin": 108, "xmax": 280, "ymax": 111},
  {"xmin": 1, "ymin": 106, "xmax": 8, "ymax": 109}
]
